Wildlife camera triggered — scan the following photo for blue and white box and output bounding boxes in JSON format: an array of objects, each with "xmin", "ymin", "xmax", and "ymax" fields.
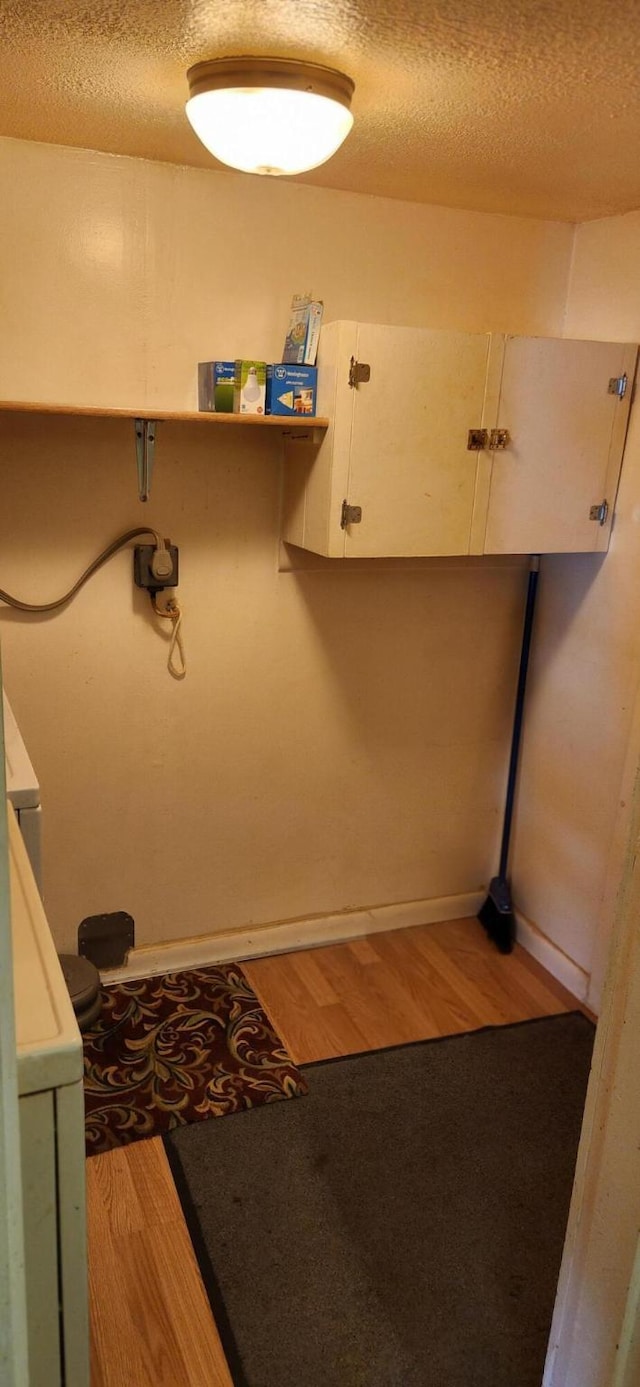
[
  {"xmin": 266, "ymin": 364, "xmax": 317, "ymax": 417},
  {"xmin": 282, "ymin": 297, "xmax": 323, "ymax": 365}
]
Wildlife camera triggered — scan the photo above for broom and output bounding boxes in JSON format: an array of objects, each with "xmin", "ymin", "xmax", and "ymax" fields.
[{"xmin": 478, "ymin": 554, "xmax": 540, "ymax": 954}]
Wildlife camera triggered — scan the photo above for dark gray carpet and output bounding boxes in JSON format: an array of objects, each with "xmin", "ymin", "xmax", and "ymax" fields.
[{"xmin": 164, "ymin": 1012, "xmax": 594, "ymax": 1387}]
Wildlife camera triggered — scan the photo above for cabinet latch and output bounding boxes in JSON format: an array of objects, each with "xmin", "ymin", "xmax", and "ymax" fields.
[
  {"xmin": 341, "ymin": 500, "xmax": 363, "ymax": 529},
  {"xmin": 467, "ymin": 428, "xmax": 510, "ymax": 451},
  {"xmin": 348, "ymin": 357, "xmax": 371, "ymax": 389},
  {"xmin": 608, "ymin": 374, "xmax": 628, "ymax": 398},
  {"xmin": 589, "ymin": 499, "xmax": 609, "ymax": 526}
]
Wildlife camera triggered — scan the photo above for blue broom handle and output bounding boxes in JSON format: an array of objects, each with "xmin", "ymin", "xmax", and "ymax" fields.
[{"xmin": 499, "ymin": 556, "xmax": 540, "ymax": 881}]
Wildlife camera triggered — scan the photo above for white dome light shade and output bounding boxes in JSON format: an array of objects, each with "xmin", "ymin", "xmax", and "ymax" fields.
[{"xmin": 186, "ymin": 57, "xmax": 354, "ymax": 177}]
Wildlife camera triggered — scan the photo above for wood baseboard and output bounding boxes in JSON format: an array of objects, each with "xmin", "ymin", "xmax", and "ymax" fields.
[
  {"xmin": 101, "ymin": 894, "xmax": 591, "ymax": 1012},
  {"xmin": 102, "ymin": 891, "xmax": 485, "ymax": 983},
  {"xmin": 515, "ymin": 909, "xmax": 590, "ymax": 1005}
]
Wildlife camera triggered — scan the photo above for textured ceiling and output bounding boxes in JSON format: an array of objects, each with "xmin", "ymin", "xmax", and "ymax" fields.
[{"xmin": 1, "ymin": 0, "xmax": 640, "ymax": 221}]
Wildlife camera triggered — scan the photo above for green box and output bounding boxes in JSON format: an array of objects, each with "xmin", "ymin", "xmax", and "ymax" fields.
[{"xmin": 198, "ymin": 361, "xmax": 235, "ymax": 413}]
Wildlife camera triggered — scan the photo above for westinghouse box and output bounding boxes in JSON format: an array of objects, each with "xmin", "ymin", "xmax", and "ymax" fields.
[
  {"xmin": 198, "ymin": 361, "xmax": 235, "ymax": 412},
  {"xmin": 266, "ymin": 364, "xmax": 317, "ymax": 417}
]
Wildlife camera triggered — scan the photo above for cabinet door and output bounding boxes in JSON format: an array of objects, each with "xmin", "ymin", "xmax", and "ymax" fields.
[
  {"xmin": 343, "ymin": 324, "xmax": 492, "ymax": 556},
  {"xmin": 483, "ymin": 337, "xmax": 638, "ymax": 554},
  {"xmin": 19, "ymin": 1091, "xmax": 61, "ymax": 1387}
]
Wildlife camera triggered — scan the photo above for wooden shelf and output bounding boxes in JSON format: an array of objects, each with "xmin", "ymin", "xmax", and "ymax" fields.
[
  {"xmin": 0, "ymin": 398, "xmax": 327, "ymax": 501},
  {"xmin": 0, "ymin": 400, "xmax": 328, "ymax": 429}
]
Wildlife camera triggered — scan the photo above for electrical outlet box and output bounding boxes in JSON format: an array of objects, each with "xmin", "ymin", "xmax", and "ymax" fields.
[
  {"xmin": 78, "ymin": 911, "xmax": 135, "ymax": 969},
  {"xmin": 133, "ymin": 544, "xmax": 179, "ymax": 592}
]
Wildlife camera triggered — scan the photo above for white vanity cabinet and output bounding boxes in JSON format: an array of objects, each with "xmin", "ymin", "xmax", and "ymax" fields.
[
  {"xmin": 10, "ymin": 808, "xmax": 89, "ymax": 1387},
  {"xmin": 282, "ymin": 320, "xmax": 637, "ymax": 558}
]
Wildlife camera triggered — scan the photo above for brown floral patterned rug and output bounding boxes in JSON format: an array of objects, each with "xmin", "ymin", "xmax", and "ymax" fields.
[{"xmin": 83, "ymin": 963, "xmax": 307, "ymax": 1157}]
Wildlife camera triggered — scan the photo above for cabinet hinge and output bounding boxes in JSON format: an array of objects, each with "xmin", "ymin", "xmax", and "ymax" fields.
[
  {"xmin": 341, "ymin": 500, "xmax": 363, "ymax": 529},
  {"xmin": 608, "ymin": 373, "xmax": 628, "ymax": 398},
  {"xmin": 589, "ymin": 499, "xmax": 609, "ymax": 525},
  {"xmin": 467, "ymin": 429, "xmax": 488, "ymax": 450},
  {"xmin": 489, "ymin": 428, "xmax": 510, "ymax": 451},
  {"xmin": 348, "ymin": 357, "xmax": 371, "ymax": 389}
]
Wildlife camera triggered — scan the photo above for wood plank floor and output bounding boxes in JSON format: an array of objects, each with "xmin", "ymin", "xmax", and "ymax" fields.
[{"xmin": 87, "ymin": 918, "xmax": 588, "ymax": 1386}]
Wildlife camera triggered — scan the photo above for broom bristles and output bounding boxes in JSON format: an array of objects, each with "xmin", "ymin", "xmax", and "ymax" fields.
[{"xmin": 478, "ymin": 878, "xmax": 515, "ymax": 954}]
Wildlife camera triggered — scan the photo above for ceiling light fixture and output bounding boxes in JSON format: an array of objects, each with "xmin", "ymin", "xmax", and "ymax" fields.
[{"xmin": 185, "ymin": 56, "xmax": 355, "ymax": 177}]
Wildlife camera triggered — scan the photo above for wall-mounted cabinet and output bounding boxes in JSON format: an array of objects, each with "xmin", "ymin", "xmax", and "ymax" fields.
[{"xmin": 282, "ymin": 321, "xmax": 637, "ymax": 557}]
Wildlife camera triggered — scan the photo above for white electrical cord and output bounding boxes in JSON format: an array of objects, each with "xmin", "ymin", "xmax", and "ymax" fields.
[
  {"xmin": 0, "ymin": 527, "xmax": 165, "ymax": 612},
  {"xmin": 153, "ymin": 595, "xmax": 186, "ymax": 680},
  {"xmin": 0, "ymin": 527, "xmax": 186, "ymax": 679}
]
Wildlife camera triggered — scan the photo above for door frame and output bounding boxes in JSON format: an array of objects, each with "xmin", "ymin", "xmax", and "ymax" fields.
[
  {"xmin": 0, "ymin": 662, "xmax": 29, "ymax": 1383},
  {"xmin": 544, "ymin": 665, "xmax": 640, "ymax": 1384}
]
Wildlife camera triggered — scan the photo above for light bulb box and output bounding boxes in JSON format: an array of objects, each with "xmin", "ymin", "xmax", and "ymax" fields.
[
  {"xmin": 282, "ymin": 299, "xmax": 323, "ymax": 365},
  {"xmin": 233, "ymin": 360, "xmax": 267, "ymax": 415},
  {"xmin": 266, "ymin": 364, "xmax": 317, "ymax": 416},
  {"xmin": 198, "ymin": 361, "xmax": 235, "ymax": 413}
]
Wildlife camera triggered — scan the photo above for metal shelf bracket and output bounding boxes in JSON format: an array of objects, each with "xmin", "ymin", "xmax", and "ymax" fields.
[{"xmin": 135, "ymin": 418, "xmax": 158, "ymax": 502}]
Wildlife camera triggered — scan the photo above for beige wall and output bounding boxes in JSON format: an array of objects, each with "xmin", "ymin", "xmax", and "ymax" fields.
[
  {"xmin": 511, "ymin": 210, "xmax": 640, "ymax": 1011},
  {"xmin": 0, "ymin": 137, "xmax": 573, "ymax": 956}
]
